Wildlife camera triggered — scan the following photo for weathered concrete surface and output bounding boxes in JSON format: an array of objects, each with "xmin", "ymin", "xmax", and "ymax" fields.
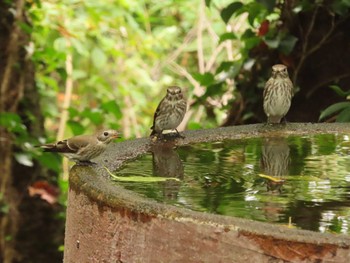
[{"xmin": 64, "ymin": 123, "xmax": 350, "ymax": 263}]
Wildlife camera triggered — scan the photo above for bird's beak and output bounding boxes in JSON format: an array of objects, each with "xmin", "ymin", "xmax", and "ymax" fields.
[{"xmin": 112, "ymin": 134, "xmax": 121, "ymax": 139}]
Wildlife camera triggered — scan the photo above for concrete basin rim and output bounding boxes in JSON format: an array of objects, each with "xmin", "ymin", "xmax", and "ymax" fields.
[{"xmin": 69, "ymin": 123, "xmax": 350, "ymax": 246}]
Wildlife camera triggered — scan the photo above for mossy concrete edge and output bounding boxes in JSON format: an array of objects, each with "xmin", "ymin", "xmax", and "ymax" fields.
[{"xmin": 69, "ymin": 123, "xmax": 350, "ymax": 247}]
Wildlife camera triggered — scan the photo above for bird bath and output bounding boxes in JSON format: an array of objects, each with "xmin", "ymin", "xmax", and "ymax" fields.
[{"xmin": 64, "ymin": 123, "xmax": 350, "ymax": 262}]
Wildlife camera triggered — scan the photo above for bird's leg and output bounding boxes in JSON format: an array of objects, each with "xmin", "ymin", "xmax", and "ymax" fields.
[
  {"xmin": 175, "ymin": 129, "xmax": 185, "ymax": 138},
  {"xmin": 281, "ymin": 116, "xmax": 288, "ymax": 125}
]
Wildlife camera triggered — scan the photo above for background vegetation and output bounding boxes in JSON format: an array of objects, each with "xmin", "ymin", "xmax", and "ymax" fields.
[{"xmin": 1, "ymin": 0, "xmax": 349, "ymax": 261}]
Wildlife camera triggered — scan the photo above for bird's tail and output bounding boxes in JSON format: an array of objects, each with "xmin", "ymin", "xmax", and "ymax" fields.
[
  {"xmin": 150, "ymin": 128, "xmax": 157, "ymax": 137},
  {"xmin": 268, "ymin": 116, "xmax": 282, "ymax": 124}
]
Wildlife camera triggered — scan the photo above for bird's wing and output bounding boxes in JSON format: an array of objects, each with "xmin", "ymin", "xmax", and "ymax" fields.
[
  {"xmin": 263, "ymin": 78, "xmax": 272, "ymax": 98},
  {"xmin": 66, "ymin": 135, "xmax": 92, "ymax": 151},
  {"xmin": 41, "ymin": 135, "xmax": 91, "ymax": 153},
  {"xmin": 41, "ymin": 139, "xmax": 76, "ymax": 153},
  {"xmin": 151, "ymin": 97, "xmax": 165, "ymax": 130}
]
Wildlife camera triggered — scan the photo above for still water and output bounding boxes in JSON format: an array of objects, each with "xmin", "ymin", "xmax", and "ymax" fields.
[{"xmin": 114, "ymin": 134, "xmax": 350, "ymax": 234}]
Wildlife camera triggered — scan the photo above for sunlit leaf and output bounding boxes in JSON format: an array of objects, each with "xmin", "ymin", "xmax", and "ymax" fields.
[
  {"xmin": 193, "ymin": 72, "xmax": 215, "ymax": 86},
  {"xmin": 14, "ymin": 153, "xmax": 34, "ymax": 167},
  {"xmin": 68, "ymin": 107, "xmax": 80, "ymax": 118},
  {"xmin": 219, "ymin": 32, "xmax": 237, "ymax": 43},
  {"xmin": 72, "ymin": 69, "xmax": 87, "ymax": 80},
  {"xmin": 91, "ymin": 47, "xmax": 107, "ymax": 68},
  {"xmin": 319, "ymin": 102, "xmax": 350, "ymax": 121},
  {"xmin": 101, "ymin": 100, "xmax": 122, "ymax": 119},
  {"xmin": 81, "ymin": 109, "xmax": 103, "ymax": 125},
  {"xmin": 53, "ymin": 37, "xmax": 67, "ymax": 52},
  {"xmin": 188, "ymin": 122, "xmax": 202, "ymax": 130},
  {"xmin": 71, "ymin": 38, "xmax": 89, "ymax": 57},
  {"xmin": 67, "ymin": 120, "xmax": 85, "ymax": 135}
]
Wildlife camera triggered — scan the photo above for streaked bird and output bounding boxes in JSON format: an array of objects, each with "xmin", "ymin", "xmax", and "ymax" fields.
[
  {"xmin": 263, "ymin": 64, "xmax": 294, "ymax": 124},
  {"xmin": 39, "ymin": 129, "xmax": 120, "ymax": 164},
  {"xmin": 150, "ymin": 86, "xmax": 187, "ymax": 137}
]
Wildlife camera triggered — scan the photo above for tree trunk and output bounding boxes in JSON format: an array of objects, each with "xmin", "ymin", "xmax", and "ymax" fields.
[{"xmin": 0, "ymin": 1, "xmax": 63, "ymax": 262}]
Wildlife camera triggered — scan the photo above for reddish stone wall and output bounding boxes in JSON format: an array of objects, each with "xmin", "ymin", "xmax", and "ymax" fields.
[{"xmin": 64, "ymin": 187, "xmax": 350, "ymax": 262}]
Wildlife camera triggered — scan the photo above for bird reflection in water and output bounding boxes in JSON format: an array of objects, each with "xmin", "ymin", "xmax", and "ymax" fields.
[
  {"xmin": 151, "ymin": 142, "xmax": 184, "ymax": 200},
  {"xmin": 260, "ymin": 136, "xmax": 290, "ymax": 193}
]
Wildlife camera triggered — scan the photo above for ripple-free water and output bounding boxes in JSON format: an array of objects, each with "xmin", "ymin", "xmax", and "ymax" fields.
[{"xmin": 114, "ymin": 134, "xmax": 350, "ymax": 234}]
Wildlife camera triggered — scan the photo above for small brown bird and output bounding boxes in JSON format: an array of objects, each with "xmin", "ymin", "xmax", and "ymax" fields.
[
  {"xmin": 40, "ymin": 129, "xmax": 120, "ymax": 164},
  {"xmin": 150, "ymin": 86, "xmax": 187, "ymax": 137},
  {"xmin": 263, "ymin": 64, "xmax": 294, "ymax": 124}
]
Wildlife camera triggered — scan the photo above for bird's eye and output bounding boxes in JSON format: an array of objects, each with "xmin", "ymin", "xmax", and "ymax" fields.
[{"xmin": 104, "ymin": 132, "xmax": 109, "ymax": 136}]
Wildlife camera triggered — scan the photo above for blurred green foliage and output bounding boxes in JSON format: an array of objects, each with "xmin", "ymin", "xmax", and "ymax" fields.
[
  {"xmin": 319, "ymin": 86, "xmax": 350, "ymax": 122},
  {"xmin": 5, "ymin": 0, "xmax": 349, "ymax": 174}
]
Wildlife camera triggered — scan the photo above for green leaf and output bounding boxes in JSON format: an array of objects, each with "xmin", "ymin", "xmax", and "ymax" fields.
[
  {"xmin": 241, "ymin": 29, "xmax": 260, "ymax": 49},
  {"xmin": 91, "ymin": 47, "xmax": 107, "ymax": 68},
  {"xmin": 220, "ymin": 2, "xmax": 243, "ymax": 24},
  {"xmin": 319, "ymin": 102, "xmax": 350, "ymax": 121},
  {"xmin": 68, "ymin": 107, "xmax": 80, "ymax": 118},
  {"xmin": 329, "ymin": 85, "xmax": 350, "ymax": 97},
  {"xmin": 264, "ymin": 37, "xmax": 280, "ymax": 49},
  {"xmin": 205, "ymin": 83, "xmax": 225, "ymax": 97},
  {"xmin": 246, "ymin": 2, "xmax": 266, "ymax": 26},
  {"xmin": 71, "ymin": 38, "xmax": 89, "ymax": 57},
  {"xmin": 35, "ymin": 153, "xmax": 62, "ymax": 173},
  {"xmin": 101, "ymin": 100, "xmax": 122, "ymax": 119},
  {"xmin": 72, "ymin": 69, "xmax": 87, "ymax": 80},
  {"xmin": 18, "ymin": 22, "xmax": 32, "ymax": 34},
  {"xmin": 336, "ymin": 107, "xmax": 350, "ymax": 122},
  {"xmin": 0, "ymin": 112, "xmax": 27, "ymax": 134},
  {"xmin": 205, "ymin": 0, "xmax": 211, "ymax": 7},
  {"xmin": 216, "ymin": 61, "xmax": 234, "ymax": 74},
  {"xmin": 82, "ymin": 109, "xmax": 103, "ymax": 125},
  {"xmin": 257, "ymin": 0, "xmax": 276, "ymax": 12},
  {"xmin": 188, "ymin": 122, "xmax": 202, "ymax": 130},
  {"xmin": 279, "ymin": 34, "xmax": 298, "ymax": 54},
  {"xmin": 67, "ymin": 120, "xmax": 85, "ymax": 135},
  {"xmin": 331, "ymin": 0, "xmax": 350, "ymax": 16},
  {"xmin": 219, "ymin": 32, "xmax": 237, "ymax": 43},
  {"xmin": 193, "ymin": 72, "xmax": 215, "ymax": 86},
  {"xmin": 53, "ymin": 38, "xmax": 67, "ymax": 52}
]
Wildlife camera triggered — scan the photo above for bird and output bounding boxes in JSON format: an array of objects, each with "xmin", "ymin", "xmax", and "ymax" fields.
[
  {"xmin": 150, "ymin": 86, "xmax": 187, "ymax": 138},
  {"xmin": 263, "ymin": 64, "xmax": 294, "ymax": 124},
  {"xmin": 39, "ymin": 129, "xmax": 120, "ymax": 164}
]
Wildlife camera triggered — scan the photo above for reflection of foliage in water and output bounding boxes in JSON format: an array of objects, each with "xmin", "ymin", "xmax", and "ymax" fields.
[{"xmin": 115, "ymin": 134, "xmax": 350, "ymax": 234}]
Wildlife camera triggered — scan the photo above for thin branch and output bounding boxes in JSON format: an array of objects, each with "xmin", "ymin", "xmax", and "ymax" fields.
[
  {"xmin": 197, "ymin": 0, "xmax": 206, "ymax": 74},
  {"xmin": 163, "ymin": 27, "xmax": 197, "ymax": 67},
  {"xmin": 56, "ymin": 40, "xmax": 73, "ymax": 142},
  {"xmin": 306, "ymin": 71, "xmax": 350, "ymax": 98},
  {"xmin": 167, "ymin": 62, "xmax": 203, "ymax": 96},
  {"xmin": 205, "ymin": 42, "xmax": 225, "ymax": 72},
  {"xmin": 293, "ymin": 6, "xmax": 336, "ymax": 84}
]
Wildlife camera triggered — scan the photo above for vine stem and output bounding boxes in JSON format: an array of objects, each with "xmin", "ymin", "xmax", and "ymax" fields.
[{"xmin": 57, "ymin": 39, "xmax": 73, "ymax": 180}]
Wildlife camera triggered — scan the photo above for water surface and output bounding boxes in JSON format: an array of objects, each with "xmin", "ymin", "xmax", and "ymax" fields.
[{"xmin": 114, "ymin": 134, "xmax": 350, "ymax": 234}]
